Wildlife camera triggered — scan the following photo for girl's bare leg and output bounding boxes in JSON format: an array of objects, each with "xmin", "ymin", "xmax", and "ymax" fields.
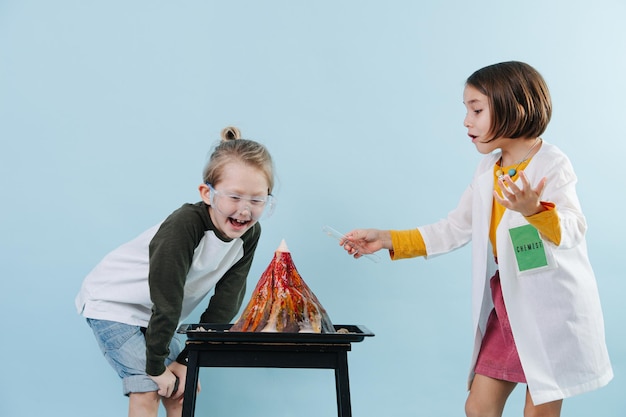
[
  {"xmin": 523, "ymin": 388, "xmax": 562, "ymax": 417},
  {"xmin": 465, "ymin": 374, "xmax": 517, "ymax": 417},
  {"xmin": 128, "ymin": 391, "xmax": 160, "ymax": 417}
]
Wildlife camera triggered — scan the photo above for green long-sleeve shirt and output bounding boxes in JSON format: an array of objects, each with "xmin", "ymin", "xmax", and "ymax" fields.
[{"xmin": 76, "ymin": 202, "xmax": 261, "ymax": 376}]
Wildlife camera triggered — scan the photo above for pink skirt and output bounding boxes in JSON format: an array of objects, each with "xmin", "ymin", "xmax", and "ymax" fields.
[{"xmin": 474, "ymin": 270, "xmax": 527, "ymax": 383}]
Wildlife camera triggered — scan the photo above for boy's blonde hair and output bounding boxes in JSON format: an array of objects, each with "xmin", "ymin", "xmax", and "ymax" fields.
[{"xmin": 202, "ymin": 126, "xmax": 275, "ymax": 193}]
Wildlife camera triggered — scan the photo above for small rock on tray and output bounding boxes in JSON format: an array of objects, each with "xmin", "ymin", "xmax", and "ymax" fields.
[{"xmin": 190, "ymin": 326, "xmax": 216, "ymax": 332}]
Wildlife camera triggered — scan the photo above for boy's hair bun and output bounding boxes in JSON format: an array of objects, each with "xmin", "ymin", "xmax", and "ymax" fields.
[
  {"xmin": 204, "ymin": 125, "xmax": 275, "ymax": 193},
  {"xmin": 221, "ymin": 126, "xmax": 242, "ymax": 141}
]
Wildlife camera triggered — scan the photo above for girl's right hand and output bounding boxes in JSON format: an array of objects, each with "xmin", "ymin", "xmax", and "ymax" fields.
[{"xmin": 342, "ymin": 229, "xmax": 391, "ymax": 258}]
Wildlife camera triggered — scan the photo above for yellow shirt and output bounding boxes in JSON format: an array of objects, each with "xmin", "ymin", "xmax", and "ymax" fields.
[{"xmin": 390, "ymin": 159, "xmax": 561, "ymax": 259}]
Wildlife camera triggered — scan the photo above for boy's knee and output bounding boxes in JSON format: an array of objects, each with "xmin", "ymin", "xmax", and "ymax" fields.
[
  {"xmin": 162, "ymin": 395, "xmax": 183, "ymax": 416},
  {"xmin": 129, "ymin": 391, "xmax": 160, "ymax": 416}
]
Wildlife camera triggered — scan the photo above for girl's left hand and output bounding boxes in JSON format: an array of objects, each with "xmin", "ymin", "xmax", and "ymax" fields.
[{"xmin": 494, "ymin": 171, "xmax": 547, "ymax": 217}]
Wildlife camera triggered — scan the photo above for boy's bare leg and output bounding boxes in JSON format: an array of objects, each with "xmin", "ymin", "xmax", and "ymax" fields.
[
  {"xmin": 465, "ymin": 374, "xmax": 517, "ymax": 417},
  {"xmin": 523, "ymin": 388, "xmax": 562, "ymax": 417},
  {"xmin": 128, "ymin": 391, "xmax": 160, "ymax": 417},
  {"xmin": 162, "ymin": 395, "xmax": 183, "ymax": 417}
]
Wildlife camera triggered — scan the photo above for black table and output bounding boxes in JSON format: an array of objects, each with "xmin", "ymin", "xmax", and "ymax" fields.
[{"xmin": 177, "ymin": 324, "xmax": 374, "ymax": 417}]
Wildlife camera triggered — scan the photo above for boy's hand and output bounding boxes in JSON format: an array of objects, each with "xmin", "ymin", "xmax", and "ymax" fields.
[
  {"xmin": 149, "ymin": 368, "xmax": 178, "ymax": 398},
  {"xmin": 167, "ymin": 360, "xmax": 201, "ymax": 403},
  {"xmin": 167, "ymin": 361, "xmax": 189, "ymax": 400}
]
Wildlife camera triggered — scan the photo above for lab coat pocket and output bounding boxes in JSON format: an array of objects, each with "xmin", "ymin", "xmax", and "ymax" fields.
[{"xmin": 507, "ymin": 222, "xmax": 558, "ymax": 277}]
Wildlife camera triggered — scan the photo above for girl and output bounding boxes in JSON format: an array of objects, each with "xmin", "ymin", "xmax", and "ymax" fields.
[
  {"xmin": 341, "ymin": 62, "xmax": 612, "ymax": 417},
  {"xmin": 75, "ymin": 126, "xmax": 276, "ymax": 417}
]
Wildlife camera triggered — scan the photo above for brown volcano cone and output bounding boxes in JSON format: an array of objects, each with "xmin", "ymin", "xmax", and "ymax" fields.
[{"xmin": 230, "ymin": 240, "xmax": 335, "ymax": 333}]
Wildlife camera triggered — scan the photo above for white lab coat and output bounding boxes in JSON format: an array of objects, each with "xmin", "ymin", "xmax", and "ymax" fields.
[{"xmin": 418, "ymin": 141, "xmax": 613, "ymax": 405}]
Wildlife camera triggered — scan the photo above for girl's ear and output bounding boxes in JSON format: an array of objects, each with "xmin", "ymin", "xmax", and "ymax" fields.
[{"xmin": 198, "ymin": 183, "xmax": 211, "ymax": 205}]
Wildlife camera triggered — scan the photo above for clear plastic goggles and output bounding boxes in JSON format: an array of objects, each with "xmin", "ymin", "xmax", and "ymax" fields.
[{"xmin": 207, "ymin": 183, "xmax": 276, "ymax": 221}]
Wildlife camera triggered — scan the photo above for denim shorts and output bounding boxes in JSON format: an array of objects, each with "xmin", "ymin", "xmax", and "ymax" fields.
[{"xmin": 87, "ymin": 318, "xmax": 183, "ymax": 396}]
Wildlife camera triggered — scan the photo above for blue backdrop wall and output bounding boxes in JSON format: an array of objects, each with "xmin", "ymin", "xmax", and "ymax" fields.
[{"xmin": 1, "ymin": 1, "xmax": 624, "ymax": 416}]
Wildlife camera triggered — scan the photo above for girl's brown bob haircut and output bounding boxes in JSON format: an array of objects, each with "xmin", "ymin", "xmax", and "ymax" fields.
[{"xmin": 466, "ymin": 61, "xmax": 552, "ymax": 141}]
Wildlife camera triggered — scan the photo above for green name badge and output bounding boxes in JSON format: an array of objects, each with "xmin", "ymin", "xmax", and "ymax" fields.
[{"xmin": 508, "ymin": 224, "xmax": 548, "ymax": 272}]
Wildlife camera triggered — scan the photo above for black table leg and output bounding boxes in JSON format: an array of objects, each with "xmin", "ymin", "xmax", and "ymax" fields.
[
  {"xmin": 182, "ymin": 349, "xmax": 200, "ymax": 417},
  {"xmin": 334, "ymin": 350, "xmax": 352, "ymax": 417},
  {"xmin": 180, "ymin": 342, "xmax": 356, "ymax": 417}
]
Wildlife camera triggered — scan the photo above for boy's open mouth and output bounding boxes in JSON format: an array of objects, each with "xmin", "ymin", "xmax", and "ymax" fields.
[{"xmin": 229, "ymin": 217, "xmax": 251, "ymax": 227}]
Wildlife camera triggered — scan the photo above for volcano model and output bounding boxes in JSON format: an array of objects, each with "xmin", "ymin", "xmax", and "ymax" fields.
[{"xmin": 230, "ymin": 240, "xmax": 335, "ymax": 333}]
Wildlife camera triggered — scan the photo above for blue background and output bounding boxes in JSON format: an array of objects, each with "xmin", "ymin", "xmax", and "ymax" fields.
[{"xmin": 1, "ymin": 1, "xmax": 624, "ymax": 416}]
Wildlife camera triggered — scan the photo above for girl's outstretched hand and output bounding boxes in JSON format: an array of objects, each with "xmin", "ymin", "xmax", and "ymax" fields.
[
  {"xmin": 494, "ymin": 171, "xmax": 547, "ymax": 217},
  {"xmin": 341, "ymin": 229, "xmax": 391, "ymax": 259}
]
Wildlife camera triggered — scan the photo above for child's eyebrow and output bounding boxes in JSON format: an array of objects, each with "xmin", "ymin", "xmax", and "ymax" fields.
[{"xmin": 463, "ymin": 98, "xmax": 482, "ymax": 105}]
